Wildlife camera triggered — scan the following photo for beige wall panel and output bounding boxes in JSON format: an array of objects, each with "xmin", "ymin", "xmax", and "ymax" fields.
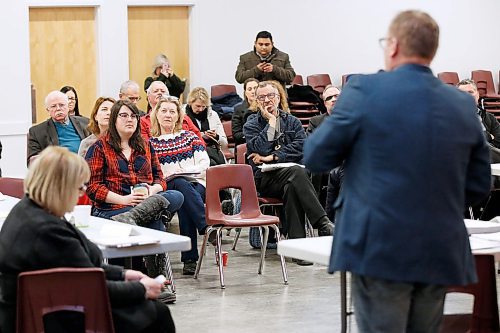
[
  {"xmin": 30, "ymin": 7, "xmax": 96, "ymax": 123},
  {"xmin": 128, "ymin": 6, "xmax": 189, "ymax": 110}
]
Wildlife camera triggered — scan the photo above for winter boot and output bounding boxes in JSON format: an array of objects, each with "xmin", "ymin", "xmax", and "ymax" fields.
[
  {"xmin": 111, "ymin": 194, "xmax": 170, "ymax": 226},
  {"xmin": 144, "ymin": 253, "xmax": 167, "ymax": 278}
]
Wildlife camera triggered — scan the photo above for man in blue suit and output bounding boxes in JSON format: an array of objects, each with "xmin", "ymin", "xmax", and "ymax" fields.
[{"xmin": 304, "ymin": 10, "xmax": 491, "ymax": 332}]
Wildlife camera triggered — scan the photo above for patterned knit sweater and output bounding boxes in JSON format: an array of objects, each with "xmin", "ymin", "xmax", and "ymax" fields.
[{"xmin": 150, "ymin": 130, "xmax": 210, "ymax": 187}]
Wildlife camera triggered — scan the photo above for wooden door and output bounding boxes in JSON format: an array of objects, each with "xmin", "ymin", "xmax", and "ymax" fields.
[
  {"xmin": 29, "ymin": 7, "xmax": 96, "ymax": 123},
  {"xmin": 128, "ymin": 6, "xmax": 190, "ymax": 110}
]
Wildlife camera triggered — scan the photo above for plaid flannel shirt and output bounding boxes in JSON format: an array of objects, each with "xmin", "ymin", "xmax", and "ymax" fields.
[{"xmin": 85, "ymin": 134, "xmax": 166, "ymax": 211}]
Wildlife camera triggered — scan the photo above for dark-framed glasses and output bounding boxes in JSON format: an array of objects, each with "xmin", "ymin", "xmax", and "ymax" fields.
[
  {"xmin": 324, "ymin": 94, "xmax": 339, "ymax": 102},
  {"xmin": 127, "ymin": 96, "xmax": 141, "ymax": 102},
  {"xmin": 117, "ymin": 112, "xmax": 139, "ymax": 120},
  {"xmin": 256, "ymin": 93, "xmax": 278, "ymax": 101}
]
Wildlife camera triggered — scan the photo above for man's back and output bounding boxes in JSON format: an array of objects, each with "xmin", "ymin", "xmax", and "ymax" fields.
[{"xmin": 304, "ymin": 64, "xmax": 491, "ymax": 285}]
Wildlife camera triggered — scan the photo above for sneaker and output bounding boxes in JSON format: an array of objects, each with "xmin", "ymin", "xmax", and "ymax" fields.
[
  {"xmin": 318, "ymin": 222, "xmax": 334, "ymax": 236},
  {"xmin": 157, "ymin": 289, "xmax": 176, "ymax": 304},
  {"xmin": 182, "ymin": 260, "xmax": 197, "ymax": 275},
  {"xmin": 292, "ymin": 258, "xmax": 314, "ymax": 266}
]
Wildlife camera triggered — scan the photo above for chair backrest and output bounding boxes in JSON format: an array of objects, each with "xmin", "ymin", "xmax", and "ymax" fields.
[
  {"xmin": 437, "ymin": 71, "xmax": 460, "ymax": 86},
  {"xmin": 222, "ymin": 120, "xmax": 234, "ymax": 146},
  {"xmin": 210, "ymin": 84, "xmax": 237, "ymax": 99},
  {"xmin": 205, "ymin": 164, "xmax": 261, "ymax": 222},
  {"xmin": 17, "ymin": 267, "xmax": 115, "ymax": 333},
  {"xmin": 0, "ymin": 177, "xmax": 24, "ymax": 199},
  {"xmin": 235, "ymin": 143, "xmax": 247, "ymax": 165},
  {"xmin": 471, "ymin": 70, "xmax": 496, "ymax": 97},
  {"xmin": 306, "ymin": 74, "xmax": 332, "ymax": 94},
  {"xmin": 291, "ymin": 75, "xmax": 304, "ymax": 85}
]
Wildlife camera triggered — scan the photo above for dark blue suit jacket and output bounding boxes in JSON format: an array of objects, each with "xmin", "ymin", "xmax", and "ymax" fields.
[{"xmin": 304, "ymin": 64, "xmax": 491, "ymax": 285}]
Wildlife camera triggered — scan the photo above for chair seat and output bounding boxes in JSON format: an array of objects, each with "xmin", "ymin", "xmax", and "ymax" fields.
[
  {"xmin": 208, "ymin": 213, "xmax": 279, "ymax": 228},
  {"xmin": 258, "ymin": 197, "xmax": 282, "ymax": 205}
]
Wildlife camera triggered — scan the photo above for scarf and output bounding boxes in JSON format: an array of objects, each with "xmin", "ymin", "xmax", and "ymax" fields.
[{"xmin": 185, "ymin": 104, "xmax": 210, "ymax": 132}]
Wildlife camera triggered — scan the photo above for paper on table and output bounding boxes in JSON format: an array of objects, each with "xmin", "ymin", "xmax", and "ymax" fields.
[
  {"xmin": 469, "ymin": 236, "xmax": 500, "ymax": 251},
  {"xmin": 464, "ymin": 219, "xmax": 500, "ymax": 234},
  {"xmin": 88, "ymin": 223, "xmax": 160, "ymax": 248},
  {"xmin": 258, "ymin": 163, "xmax": 305, "ymax": 172}
]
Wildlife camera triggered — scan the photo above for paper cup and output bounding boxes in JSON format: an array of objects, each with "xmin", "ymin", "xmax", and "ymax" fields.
[
  {"xmin": 221, "ymin": 251, "xmax": 228, "ymax": 266},
  {"xmin": 73, "ymin": 205, "xmax": 91, "ymax": 227}
]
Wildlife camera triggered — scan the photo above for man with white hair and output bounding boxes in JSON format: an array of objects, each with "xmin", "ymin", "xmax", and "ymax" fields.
[
  {"xmin": 27, "ymin": 90, "xmax": 89, "ymax": 165},
  {"xmin": 140, "ymin": 81, "xmax": 203, "ymax": 142}
]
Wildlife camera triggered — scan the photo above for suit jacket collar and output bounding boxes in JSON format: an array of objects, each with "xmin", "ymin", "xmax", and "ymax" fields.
[{"xmin": 393, "ymin": 63, "xmax": 433, "ymax": 75}]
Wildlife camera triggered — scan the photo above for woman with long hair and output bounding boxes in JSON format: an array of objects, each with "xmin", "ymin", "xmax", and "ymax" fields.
[{"xmin": 78, "ymin": 96, "xmax": 115, "ymax": 157}]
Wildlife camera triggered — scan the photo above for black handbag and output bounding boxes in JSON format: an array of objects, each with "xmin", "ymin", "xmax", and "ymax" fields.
[{"xmin": 206, "ymin": 143, "xmax": 226, "ymax": 166}]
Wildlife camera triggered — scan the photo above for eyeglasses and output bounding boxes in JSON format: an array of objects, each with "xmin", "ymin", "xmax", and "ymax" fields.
[
  {"xmin": 324, "ymin": 94, "xmax": 339, "ymax": 102},
  {"xmin": 127, "ymin": 96, "xmax": 141, "ymax": 102},
  {"xmin": 68, "ymin": 97, "xmax": 77, "ymax": 102},
  {"xmin": 378, "ymin": 37, "xmax": 396, "ymax": 49},
  {"xmin": 256, "ymin": 93, "xmax": 278, "ymax": 101},
  {"xmin": 48, "ymin": 103, "xmax": 67, "ymax": 110},
  {"xmin": 117, "ymin": 112, "xmax": 139, "ymax": 120}
]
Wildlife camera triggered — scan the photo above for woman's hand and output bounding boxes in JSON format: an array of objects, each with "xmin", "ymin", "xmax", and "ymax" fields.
[
  {"xmin": 160, "ymin": 64, "xmax": 173, "ymax": 78},
  {"xmin": 140, "ymin": 277, "xmax": 163, "ymax": 299},
  {"xmin": 147, "ymin": 184, "xmax": 164, "ymax": 195},
  {"xmin": 122, "ymin": 193, "xmax": 146, "ymax": 206},
  {"xmin": 124, "ymin": 269, "xmax": 147, "ymax": 281}
]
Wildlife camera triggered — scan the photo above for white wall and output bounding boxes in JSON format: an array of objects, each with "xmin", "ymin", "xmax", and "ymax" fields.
[{"xmin": 2, "ymin": 0, "xmax": 500, "ymax": 176}]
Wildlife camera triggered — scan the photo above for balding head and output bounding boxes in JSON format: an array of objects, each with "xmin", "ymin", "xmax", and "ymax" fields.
[
  {"xmin": 147, "ymin": 81, "xmax": 169, "ymax": 110},
  {"xmin": 45, "ymin": 91, "xmax": 69, "ymax": 123},
  {"xmin": 119, "ymin": 80, "xmax": 141, "ymax": 104}
]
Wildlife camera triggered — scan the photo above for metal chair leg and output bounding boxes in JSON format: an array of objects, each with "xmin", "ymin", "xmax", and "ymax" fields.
[
  {"xmin": 194, "ymin": 226, "xmax": 212, "ymax": 279},
  {"xmin": 258, "ymin": 226, "xmax": 269, "ymax": 274},
  {"xmin": 215, "ymin": 227, "xmax": 225, "ymax": 289},
  {"xmin": 231, "ymin": 228, "xmax": 242, "ymax": 250},
  {"xmin": 271, "ymin": 224, "xmax": 288, "ymax": 285},
  {"xmin": 164, "ymin": 253, "xmax": 176, "ymax": 293}
]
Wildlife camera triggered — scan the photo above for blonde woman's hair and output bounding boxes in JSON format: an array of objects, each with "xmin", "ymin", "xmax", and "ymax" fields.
[
  {"xmin": 25, "ymin": 146, "xmax": 90, "ymax": 217},
  {"xmin": 187, "ymin": 87, "xmax": 211, "ymax": 107},
  {"xmin": 150, "ymin": 97, "xmax": 184, "ymax": 137},
  {"xmin": 151, "ymin": 54, "xmax": 169, "ymax": 78}
]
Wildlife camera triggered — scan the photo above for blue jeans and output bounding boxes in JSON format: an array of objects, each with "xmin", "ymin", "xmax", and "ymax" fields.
[
  {"xmin": 92, "ymin": 190, "xmax": 184, "ymax": 231},
  {"xmin": 351, "ymin": 273, "xmax": 447, "ymax": 333},
  {"xmin": 167, "ymin": 178, "xmax": 206, "ymax": 262}
]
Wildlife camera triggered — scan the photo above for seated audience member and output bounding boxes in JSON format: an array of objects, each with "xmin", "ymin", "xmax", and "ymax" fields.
[
  {"xmin": 457, "ymin": 79, "xmax": 500, "ymax": 149},
  {"xmin": 243, "ymin": 81, "xmax": 333, "ymax": 265},
  {"xmin": 78, "ymin": 97, "xmax": 115, "ymax": 157},
  {"xmin": 85, "ymin": 100, "xmax": 184, "ymax": 293},
  {"xmin": 235, "ymin": 31, "xmax": 296, "ymax": 87},
  {"xmin": 0, "ymin": 146, "xmax": 175, "ymax": 333},
  {"xmin": 232, "ymin": 78, "xmax": 259, "ymax": 146},
  {"xmin": 306, "ymin": 85, "xmax": 343, "ymax": 221},
  {"xmin": 60, "ymin": 85, "xmax": 85, "ymax": 117},
  {"xmin": 144, "ymin": 54, "xmax": 186, "ymax": 98},
  {"xmin": 185, "ymin": 87, "xmax": 228, "ymax": 166},
  {"xmin": 149, "ymin": 96, "xmax": 213, "ymax": 275},
  {"xmin": 141, "ymin": 81, "xmax": 202, "ymax": 142},
  {"xmin": 119, "ymin": 80, "xmax": 146, "ymax": 115},
  {"xmin": 27, "ymin": 91, "xmax": 89, "ymax": 165},
  {"xmin": 306, "ymin": 85, "xmax": 341, "ymax": 135}
]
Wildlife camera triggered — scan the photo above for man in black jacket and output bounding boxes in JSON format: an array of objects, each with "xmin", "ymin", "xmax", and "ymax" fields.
[
  {"xmin": 306, "ymin": 85, "xmax": 341, "ymax": 135},
  {"xmin": 27, "ymin": 91, "xmax": 89, "ymax": 165}
]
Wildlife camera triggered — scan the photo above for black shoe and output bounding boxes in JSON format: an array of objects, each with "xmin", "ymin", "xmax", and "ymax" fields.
[
  {"xmin": 292, "ymin": 258, "xmax": 314, "ymax": 266},
  {"xmin": 183, "ymin": 260, "xmax": 197, "ymax": 275},
  {"xmin": 158, "ymin": 289, "xmax": 176, "ymax": 304},
  {"xmin": 208, "ymin": 230, "xmax": 217, "ymax": 246},
  {"xmin": 318, "ymin": 222, "xmax": 334, "ymax": 236}
]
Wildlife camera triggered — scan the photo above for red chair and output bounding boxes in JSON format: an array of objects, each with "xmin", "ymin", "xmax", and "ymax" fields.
[
  {"xmin": 210, "ymin": 84, "xmax": 237, "ymax": 99},
  {"xmin": 440, "ymin": 254, "xmax": 500, "ymax": 333},
  {"xmin": 307, "ymin": 74, "xmax": 332, "ymax": 94},
  {"xmin": 291, "ymin": 75, "xmax": 304, "ymax": 85},
  {"xmin": 221, "ymin": 120, "xmax": 235, "ymax": 161},
  {"xmin": 0, "ymin": 177, "xmax": 24, "ymax": 199},
  {"xmin": 437, "ymin": 72, "xmax": 460, "ymax": 86},
  {"xmin": 17, "ymin": 267, "xmax": 115, "ymax": 333},
  {"xmin": 193, "ymin": 164, "xmax": 288, "ymax": 289},
  {"xmin": 471, "ymin": 70, "xmax": 500, "ymax": 98}
]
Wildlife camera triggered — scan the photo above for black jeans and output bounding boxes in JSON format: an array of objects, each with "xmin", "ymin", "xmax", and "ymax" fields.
[{"xmin": 257, "ymin": 166, "xmax": 328, "ymax": 238}]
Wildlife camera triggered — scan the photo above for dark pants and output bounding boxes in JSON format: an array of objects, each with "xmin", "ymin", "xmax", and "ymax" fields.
[
  {"xmin": 167, "ymin": 178, "xmax": 206, "ymax": 262},
  {"xmin": 352, "ymin": 274, "xmax": 446, "ymax": 333},
  {"xmin": 257, "ymin": 166, "xmax": 328, "ymax": 238}
]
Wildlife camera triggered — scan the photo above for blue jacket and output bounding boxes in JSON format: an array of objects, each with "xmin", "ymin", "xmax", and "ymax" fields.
[
  {"xmin": 243, "ymin": 110, "xmax": 305, "ymax": 179},
  {"xmin": 304, "ymin": 64, "xmax": 491, "ymax": 286}
]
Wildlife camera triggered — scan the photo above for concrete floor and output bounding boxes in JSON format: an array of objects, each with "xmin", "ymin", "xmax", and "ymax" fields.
[{"xmin": 165, "ymin": 221, "xmax": 482, "ymax": 333}]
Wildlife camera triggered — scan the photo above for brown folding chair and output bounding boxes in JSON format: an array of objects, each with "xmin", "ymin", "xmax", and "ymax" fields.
[
  {"xmin": 193, "ymin": 164, "xmax": 288, "ymax": 289},
  {"xmin": 222, "ymin": 120, "xmax": 235, "ymax": 161},
  {"xmin": 0, "ymin": 177, "xmax": 24, "ymax": 199},
  {"xmin": 210, "ymin": 84, "xmax": 237, "ymax": 99},
  {"xmin": 17, "ymin": 267, "xmax": 115, "ymax": 333},
  {"xmin": 307, "ymin": 74, "xmax": 332, "ymax": 94},
  {"xmin": 437, "ymin": 72, "xmax": 460, "ymax": 86},
  {"xmin": 471, "ymin": 70, "xmax": 500, "ymax": 98},
  {"xmin": 440, "ymin": 255, "xmax": 500, "ymax": 333},
  {"xmin": 291, "ymin": 75, "xmax": 304, "ymax": 85}
]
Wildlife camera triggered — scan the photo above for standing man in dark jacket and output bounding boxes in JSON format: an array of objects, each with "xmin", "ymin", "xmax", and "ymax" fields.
[
  {"xmin": 27, "ymin": 91, "xmax": 89, "ymax": 165},
  {"xmin": 243, "ymin": 81, "xmax": 333, "ymax": 266},
  {"xmin": 235, "ymin": 31, "xmax": 295, "ymax": 87},
  {"xmin": 304, "ymin": 10, "xmax": 491, "ymax": 332}
]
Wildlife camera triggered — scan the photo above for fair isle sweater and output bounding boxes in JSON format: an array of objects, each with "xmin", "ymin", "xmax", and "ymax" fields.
[{"xmin": 150, "ymin": 130, "xmax": 210, "ymax": 187}]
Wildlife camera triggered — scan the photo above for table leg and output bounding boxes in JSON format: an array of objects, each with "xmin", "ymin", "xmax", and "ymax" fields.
[
  {"xmin": 164, "ymin": 253, "xmax": 176, "ymax": 293},
  {"xmin": 341, "ymin": 271, "xmax": 347, "ymax": 333}
]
